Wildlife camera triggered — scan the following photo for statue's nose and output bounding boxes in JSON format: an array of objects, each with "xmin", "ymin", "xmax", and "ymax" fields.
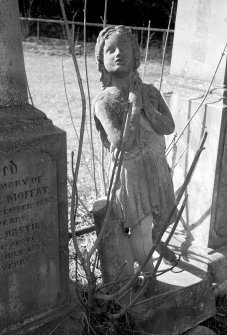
[{"xmin": 115, "ymin": 47, "xmax": 122, "ymax": 56}]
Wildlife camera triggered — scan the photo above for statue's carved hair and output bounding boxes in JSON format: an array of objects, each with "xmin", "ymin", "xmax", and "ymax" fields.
[{"xmin": 95, "ymin": 25, "xmax": 140, "ymax": 89}]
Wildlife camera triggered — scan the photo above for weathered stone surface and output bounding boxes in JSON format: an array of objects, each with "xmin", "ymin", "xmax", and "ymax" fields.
[
  {"xmin": 93, "ymin": 198, "xmax": 134, "ymax": 287},
  {"xmin": 209, "ymin": 246, "xmax": 227, "ymax": 284},
  {"xmin": 165, "ymin": 92, "xmax": 224, "ymax": 249},
  {"xmin": 209, "ymin": 107, "xmax": 227, "ymax": 248},
  {"xmin": 0, "ymin": 115, "xmax": 70, "ymax": 334},
  {"xmin": 132, "ymin": 232, "xmax": 216, "ymax": 335},
  {"xmin": 0, "ymin": 1, "xmax": 70, "ymax": 333},
  {"xmin": 0, "ymin": 0, "xmax": 28, "ymax": 106},
  {"xmin": 0, "ymin": 151, "xmax": 60, "ymax": 332},
  {"xmin": 164, "ymin": 0, "xmax": 227, "ymax": 253},
  {"xmin": 183, "ymin": 325, "xmax": 217, "ymax": 335},
  {"xmin": 171, "ymin": 0, "xmax": 227, "ymax": 85},
  {"xmin": 167, "ymin": 0, "xmax": 227, "ymax": 252}
]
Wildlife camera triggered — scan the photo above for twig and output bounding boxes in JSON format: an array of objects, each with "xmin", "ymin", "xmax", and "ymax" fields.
[
  {"xmin": 95, "ymin": 132, "xmax": 207, "ymax": 303},
  {"xmin": 59, "ymin": 0, "xmax": 87, "ymax": 275},
  {"xmin": 158, "ymin": 1, "xmax": 174, "ymax": 92},
  {"xmin": 83, "ymin": 0, "xmax": 98, "ymax": 197},
  {"xmin": 88, "ymin": 101, "xmax": 132, "ymax": 259},
  {"xmin": 71, "ymin": 11, "xmax": 78, "ymax": 45},
  {"xmin": 170, "ymin": 135, "xmax": 177, "ymax": 176},
  {"xmin": 200, "ymin": 103, "xmax": 207, "ymax": 142},
  {"xmin": 81, "ymin": 312, "xmax": 97, "ymax": 335},
  {"xmin": 103, "ymin": 0, "xmax": 108, "ymax": 28},
  {"xmin": 27, "ymin": 84, "xmax": 34, "ymax": 106},
  {"xmin": 97, "ymin": 0, "xmax": 110, "ymax": 197},
  {"xmin": 97, "ymin": 143, "xmax": 107, "ymax": 196},
  {"xmin": 24, "ymin": 65, "xmax": 34, "ymax": 106},
  {"xmin": 75, "ymin": 254, "xmax": 87, "ymax": 308},
  {"xmin": 174, "ymin": 132, "xmax": 207, "ymax": 201},
  {"xmin": 171, "ymin": 141, "xmax": 191, "ymax": 172},
  {"xmin": 106, "ymin": 99, "xmax": 133, "ymax": 202},
  {"xmin": 110, "ymin": 197, "xmax": 187, "ymax": 319},
  {"xmin": 166, "ymin": 41, "xmax": 227, "ymax": 157},
  {"xmin": 166, "ymin": 132, "xmax": 177, "ymax": 153},
  {"xmin": 142, "ymin": 20, "xmax": 151, "ymax": 81},
  {"xmin": 61, "ymin": 58, "xmax": 93, "ymax": 180},
  {"xmin": 48, "ymin": 315, "xmax": 71, "ymax": 335},
  {"xmin": 71, "ymin": 151, "xmax": 75, "ymax": 178},
  {"xmin": 153, "ymin": 199, "xmax": 187, "ymax": 273},
  {"xmin": 67, "ymin": 176, "xmax": 91, "ymax": 215},
  {"xmin": 92, "ymin": 250, "xmax": 99, "ymax": 274}
]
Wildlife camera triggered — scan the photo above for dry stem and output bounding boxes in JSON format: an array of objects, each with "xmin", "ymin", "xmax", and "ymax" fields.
[
  {"xmin": 59, "ymin": 0, "xmax": 88, "ymax": 276},
  {"xmin": 83, "ymin": 0, "xmax": 98, "ymax": 197},
  {"xmin": 142, "ymin": 20, "xmax": 151, "ymax": 81},
  {"xmin": 110, "ymin": 196, "xmax": 187, "ymax": 319},
  {"xmin": 88, "ymin": 102, "xmax": 132, "ymax": 259},
  {"xmin": 95, "ymin": 132, "xmax": 207, "ymax": 305},
  {"xmin": 166, "ymin": 42, "xmax": 227, "ymax": 157},
  {"xmin": 158, "ymin": 1, "xmax": 174, "ymax": 92}
]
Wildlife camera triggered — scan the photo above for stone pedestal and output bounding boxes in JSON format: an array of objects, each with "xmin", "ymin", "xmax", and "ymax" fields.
[{"xmin": 0, "ymin": 1, "xmax": 72, "ymax": 334}]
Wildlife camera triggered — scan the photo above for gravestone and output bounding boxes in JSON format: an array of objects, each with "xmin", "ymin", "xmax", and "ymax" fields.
[
  {"xmin": 164, "ymin": 0, "xmax": 227, "ymax": 281},
  {"xmin": 0, "ymin": 1, "xmax": 72, "ymax": 334},
  {"xmin": 164, "ymin": 0, "xmax": 227, "ymax": 252}
]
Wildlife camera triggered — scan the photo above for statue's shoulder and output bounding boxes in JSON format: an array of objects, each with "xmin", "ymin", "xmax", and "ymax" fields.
[
  {"xmin": 142, "ymin": 82, "xmax": 159, "ymax": 95},
  {"xmin": 92, "ymin": 90, "xmax": 108, "ymax": 119},
  {"xmin": 92, "ymin": 90, "xmax": 106, "ymax": 107},
  {"xmin": 141, "ymin": 82, "xmax": 160, "ymax": 106},
  {"xmin": 93, "ymin": 88, "xmax": 114, "ymax": 107},
  {"xmin": 93, "ymin": 87, "xmax": 123, "ymax": 119}
]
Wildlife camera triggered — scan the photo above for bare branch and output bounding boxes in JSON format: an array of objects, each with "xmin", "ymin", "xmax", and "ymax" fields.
[
  {"xmin": 103, "ymin": 0, "xmax": 108, "ymax": 28},
  {"xmin": 110, "ymin": 196, "xmax": 187, "ymax": 319},
  {"xmin": 166, "ymin": 42, "xmax": 227, "ymax": 157},
  {"xmin": 95, "ymin": 132, "xmax": 208, "ymax": 304},
  {"xmin": 158, "ymin": 1, "xmax": 174, "ymax": 92},
  {"xmin": 142, "ymin": 20, "xmax": 151, "ymax": 81},
  {"xmin": 88, "ymin": 102, "xmax": 132, "ymax": 259},
  {"xmin": 59, "ymin": 0, "xmax": 87, "ymax": 274},
  {"xmin": 61, "ymin": 58, "xmax": 93, "ymax": 180}
]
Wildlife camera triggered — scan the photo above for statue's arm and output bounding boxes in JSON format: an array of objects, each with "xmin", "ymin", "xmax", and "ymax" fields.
[
  {"xmin": 94, "ymin": 100, "xmax": 139, "ymax": 151},
  {"xmin": 142, "ymin": 85, "xmax": 175, "ymax": 135},
  {"xmin": 94, "ymin": 100, "xmax": 122, "ymax": 148}
]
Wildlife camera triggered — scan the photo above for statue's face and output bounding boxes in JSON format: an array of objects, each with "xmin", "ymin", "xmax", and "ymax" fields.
[{"xmin": 103, "ymin": 32, "xmax": 134, "ymax": 79}]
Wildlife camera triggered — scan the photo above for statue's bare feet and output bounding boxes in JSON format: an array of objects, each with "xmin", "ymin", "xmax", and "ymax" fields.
[{"xmin": 156, "ymin": 242, "xmax": 178, "ymax": 265}]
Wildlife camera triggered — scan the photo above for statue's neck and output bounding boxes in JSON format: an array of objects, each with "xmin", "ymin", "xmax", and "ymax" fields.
[{"xmin": 110, "ymin": 73, "xmax": 134, "ymax": 93}]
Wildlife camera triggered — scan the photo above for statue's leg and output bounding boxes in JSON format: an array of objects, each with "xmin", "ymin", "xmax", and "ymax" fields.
[{"xmin": 129, "ymin": 214, "xmax": 154, "ymax": 274}]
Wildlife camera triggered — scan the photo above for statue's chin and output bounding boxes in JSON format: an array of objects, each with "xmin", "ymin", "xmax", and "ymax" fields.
[{"xmin": 109, "ymin": 68, "xmax": 132, "ymax": 80}]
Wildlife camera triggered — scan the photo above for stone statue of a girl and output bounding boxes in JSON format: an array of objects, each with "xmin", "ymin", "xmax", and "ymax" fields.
[{"xmin": 93, "ymin": 25, "xmax": 176, "ymax": 275}]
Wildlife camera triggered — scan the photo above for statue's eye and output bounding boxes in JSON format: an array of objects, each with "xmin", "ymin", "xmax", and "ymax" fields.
[{"xmin": 105, "ymin": 46, "xmax": 115, "ymax": 54}]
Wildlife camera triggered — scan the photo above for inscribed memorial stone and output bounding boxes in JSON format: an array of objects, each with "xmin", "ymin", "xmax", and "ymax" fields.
[{"xmin": 0, "ymin": 150, "xmax": 60, "ymax": 332}]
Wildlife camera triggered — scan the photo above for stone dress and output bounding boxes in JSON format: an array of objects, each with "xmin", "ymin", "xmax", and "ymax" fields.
[{"xmin": 93, "ymin": 83, "xmax": 176, "ymax": 231}]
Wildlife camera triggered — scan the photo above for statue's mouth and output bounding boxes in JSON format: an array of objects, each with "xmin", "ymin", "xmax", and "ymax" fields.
[{"xmin": 115, "ymin": 58, "xmax": 124, "ymax": 65}]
